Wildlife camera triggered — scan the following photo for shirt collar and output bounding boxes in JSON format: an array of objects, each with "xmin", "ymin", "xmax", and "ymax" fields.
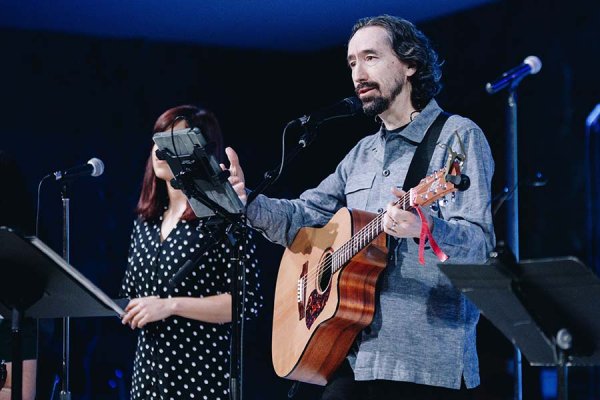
[{"xmin": 377, "ymin": 99, "xmax": 442, "ymax": 144}]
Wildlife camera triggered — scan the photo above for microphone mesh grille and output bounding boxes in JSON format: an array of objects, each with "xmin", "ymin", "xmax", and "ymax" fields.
[
  {"xmin": 87, "ymin": 157, "xmax": 105, "ymax": 177},
  {"xmin": 524, "ymin": 55, "xmax": 542, "ymax": 74}
]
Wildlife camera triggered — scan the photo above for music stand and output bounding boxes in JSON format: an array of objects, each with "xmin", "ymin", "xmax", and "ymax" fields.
[
  {"xmin": 439, "ymin": 256, "xmax": 600, "ymax": 400},
  {"xmin": 0, "ymin": 227, "xmax": 124, "ymax": 400},
  {"xmin": 152, "ymin": 127, "xmax": 244, "ymax": 219},
  {"xmin": 152, "ymin": 127, "xmax": 248, "ymax": 400}
]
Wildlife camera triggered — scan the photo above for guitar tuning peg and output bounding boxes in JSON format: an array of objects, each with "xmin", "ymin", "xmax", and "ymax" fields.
[
  {"xmin": 438, "ymin": 197, "xmax": 448, "ymax": 208},
  {"xmin": 450, "ymin": 192, "xmax": 457, "ymax": 202},
  {"xmin": 430, "ymin": 202, "xmax": 440, "ymax": 212}
]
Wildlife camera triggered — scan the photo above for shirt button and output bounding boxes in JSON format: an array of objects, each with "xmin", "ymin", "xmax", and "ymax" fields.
[
  {"xmin": 382, "ymin": 169, "xmax": 390, "ymax": 177},
  {"xmin": 377, "ymin": 208, "xmax": 384, "ymax": 213}
]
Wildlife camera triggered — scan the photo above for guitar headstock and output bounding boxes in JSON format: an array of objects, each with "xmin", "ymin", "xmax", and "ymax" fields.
[{"xmin": 410, "ymin": 168, "xmax": 458, "ymax": 207}]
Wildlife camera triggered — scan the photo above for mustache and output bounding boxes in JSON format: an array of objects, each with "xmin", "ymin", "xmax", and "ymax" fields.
[{"xmin": 355, "ymin": 82, "xmax": 379, "ymax": 95}]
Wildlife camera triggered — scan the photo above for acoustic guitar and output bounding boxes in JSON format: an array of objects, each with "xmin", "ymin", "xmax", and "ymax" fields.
[{"xmin": 271, "ymin": 166, "xmax": 463, "ymax": 385}]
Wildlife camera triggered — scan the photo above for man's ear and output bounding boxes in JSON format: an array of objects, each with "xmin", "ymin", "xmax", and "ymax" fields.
[{"xmin": 405, "ymin": 64, "xmax": 417, "ymax": 77}]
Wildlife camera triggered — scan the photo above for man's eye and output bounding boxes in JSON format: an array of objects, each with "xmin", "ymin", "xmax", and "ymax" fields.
[{"xmin": 365, "ymin": 56, "xmax": 379, "ymax": 66}]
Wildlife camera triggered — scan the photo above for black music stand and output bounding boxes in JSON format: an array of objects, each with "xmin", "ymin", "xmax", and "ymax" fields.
[
  {"xmin": 152, "ymin": 127, "xmax": 244, "ymax": 219},
  {"xmin": 439, "ymin": 256, "xmax": 600, "ymax": 400},
  {"xmin": 152, "ymin": 127, "xmax": 247, "ymax": 400},
  {"xmin": 0, "ymin": 227, "xmax": 124, "ymax": 400}
]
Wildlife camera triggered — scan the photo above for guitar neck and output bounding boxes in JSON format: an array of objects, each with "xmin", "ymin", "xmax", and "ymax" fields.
[{"xmin": 332, "ymin": 190, "xmax": 412, "ymax": 273}]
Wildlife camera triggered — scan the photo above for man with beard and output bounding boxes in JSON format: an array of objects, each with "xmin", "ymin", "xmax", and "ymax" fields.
[{"xmin": 223, "ymin": 14, "xmax": 495, "ymax": 400}]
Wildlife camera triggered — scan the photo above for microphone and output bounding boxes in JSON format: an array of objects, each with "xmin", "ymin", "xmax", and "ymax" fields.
[
  {"xmin": 53, "ymin": 157, "xmax": 105, "ymax": 181},
  {"xmin": 293, "ymin": 96, "xmax": 362, "ymax": 128},
  {"xmin": 293, "ymin": 97, "xmax": 363, "ymax": 147},
  {"xmin": 485, "ymin": 55, "xmax": 542, "ymax": 94}
]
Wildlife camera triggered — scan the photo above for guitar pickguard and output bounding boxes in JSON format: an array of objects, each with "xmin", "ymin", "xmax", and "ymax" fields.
[{"xmin": 305, "ymin": 286, "xmax": 331, "ymax": 329}]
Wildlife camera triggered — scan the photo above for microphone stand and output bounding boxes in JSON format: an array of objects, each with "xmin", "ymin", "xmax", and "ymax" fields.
[
  {"xmin": 245, "ymin": 123, "xmax": 319, "ymax": 399},
  {"xmin": 155, "ymin": 140, "xmax": 248, "ymax": 400},
  {"xmin": 247, "ymin": 122, "xmax": 315, "ymax": 205},
  {"xmin": 9, "ymin": 309, "xmax": 23, "ymax": 400},
  {"xmin": 60, "ymin": 182, "xmax": 71, "ymax": 400},
  {"xmin": 189, "ymin": 192, "xmax": 247, "ymax": 400},
  {"xmin": 245, "ymin": 115, "xmax": 354, "ymax": 398},
  {"xmin": 182, "ymin": 189, "xmax": 248, "ymax": 400},
  {"xmin": 247, "ymin": 99, "xmax": 361, "ymax": 204},
  {"xmin": 505, "ymin": 87, "xmax": 523, "ymax": 400},
  {"xmin": 164, "ymin": 208, "xmax": 247, "ymax": 400},
  {"xmin": 487, "ymin": 57, "xmax": 541, "ymax": 400}
]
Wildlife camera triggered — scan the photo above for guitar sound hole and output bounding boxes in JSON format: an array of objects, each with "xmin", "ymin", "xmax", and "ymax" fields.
[{"xmin": 318, "ymin": 252, "xmax": 333, "ymax": 293}]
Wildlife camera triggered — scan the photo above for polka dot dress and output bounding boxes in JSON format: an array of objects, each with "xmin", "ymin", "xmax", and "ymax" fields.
[{"xmin": 121, "ymin": 216, "xmax": 262, "ymax": 400}]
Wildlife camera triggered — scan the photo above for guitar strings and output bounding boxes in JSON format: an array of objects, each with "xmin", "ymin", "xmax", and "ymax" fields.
[
  {"xmin": 301, "ymin": 191, "xmax": 411, "ymax": 288},
  {"xmin": 299, "ymin": 168, "xmax": 454, "ymax": 310},
  {"xmin": 300, "ymin": 208, "xmax": 388, "ymax": 290},
  {"xmin": 300, "ymin": 189, "xmax": 412, "ymax": 290}
]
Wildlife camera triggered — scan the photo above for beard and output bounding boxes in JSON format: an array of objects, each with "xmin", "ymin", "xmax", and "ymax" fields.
[{"xmin": 358, "ymin": 76, "xmax": 405, "ymax": 117}]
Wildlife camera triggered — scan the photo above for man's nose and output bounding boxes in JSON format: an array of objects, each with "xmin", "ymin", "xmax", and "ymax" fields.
[{"xmin": 352, "ymin": 61, "xmax": 369, "ymax": 83}]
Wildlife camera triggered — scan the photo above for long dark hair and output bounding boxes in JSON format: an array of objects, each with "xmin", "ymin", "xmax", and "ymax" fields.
[
  {"xmin": 349, "ymin": 14, "xmax": 443, "ymax": 110},
  {"xmin": 136, "ymin": 105, "xmax": 224, "ymax": 221}
]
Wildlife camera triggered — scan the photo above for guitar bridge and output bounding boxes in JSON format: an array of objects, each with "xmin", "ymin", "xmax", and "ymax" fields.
[{"xmin": 297, "ymin": 261, "xmax": 308, "ymax": 320}]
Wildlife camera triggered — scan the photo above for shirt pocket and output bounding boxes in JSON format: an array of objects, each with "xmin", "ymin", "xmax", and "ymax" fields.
[{"xmin": 344, "ymin": 173, "xmax": 376, "ymax": 210}]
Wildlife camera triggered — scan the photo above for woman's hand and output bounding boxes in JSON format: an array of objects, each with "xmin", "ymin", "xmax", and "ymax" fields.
[{"xmin": 121, "ymin": 296, "xmax": 173, "ymax": 329}]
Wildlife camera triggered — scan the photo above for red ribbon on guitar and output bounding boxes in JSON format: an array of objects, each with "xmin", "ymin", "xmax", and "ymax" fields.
[{"xmin": 415, "ymin": 206, "xmax": 448, "ymax": 265}]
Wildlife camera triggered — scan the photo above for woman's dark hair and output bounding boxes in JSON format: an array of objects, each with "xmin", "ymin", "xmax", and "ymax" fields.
[
  {"xmin": 349, "ymin": 14, "xmax": 443, "ymax": 110},
  {"xmin": 136, "ymin": 105, "xmax": 224, "ymax": 221}
]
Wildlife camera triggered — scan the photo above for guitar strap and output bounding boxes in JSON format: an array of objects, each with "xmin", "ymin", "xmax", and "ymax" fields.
[
  {"xmin": 400, "ymin": 110, "xmax": 452, "ymax": 264},
  {"xmin": 402, "ymin": 111, "xmax": 452, "ymax": 191}
]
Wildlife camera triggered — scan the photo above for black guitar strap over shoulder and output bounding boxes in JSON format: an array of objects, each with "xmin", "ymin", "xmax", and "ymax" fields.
[{"xmin": 402, "ymin": 111, "xmax": 452, "ymax": 191}]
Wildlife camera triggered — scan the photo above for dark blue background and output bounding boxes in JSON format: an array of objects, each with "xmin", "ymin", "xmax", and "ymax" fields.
[{"xmin": 1, "ymin": 0, "xmax": 599, "ymax": 398}]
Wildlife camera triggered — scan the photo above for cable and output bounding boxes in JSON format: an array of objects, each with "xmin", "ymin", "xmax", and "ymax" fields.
[
  {"xmin": 271, "ymin": 120, "xmax": 295, "ymax": 185},
  {"xmin": 35, "ymin": 174, "xmax": 52, "ymax": 237}
]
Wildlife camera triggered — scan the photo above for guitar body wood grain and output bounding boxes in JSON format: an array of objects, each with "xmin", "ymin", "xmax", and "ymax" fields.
[{"xmin": 271, "ymin": 207, "xmax": 388, "ymax": 385}]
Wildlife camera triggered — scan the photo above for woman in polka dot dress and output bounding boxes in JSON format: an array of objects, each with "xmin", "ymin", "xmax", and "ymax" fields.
[{"xmin": 120, "ymin": 105, "xmax": 263, "ymax": 400}]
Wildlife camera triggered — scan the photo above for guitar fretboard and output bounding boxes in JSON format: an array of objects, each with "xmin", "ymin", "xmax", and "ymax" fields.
[{"xmin": 331, "ymin": 190, "xmax": 412, "ymax": 273}]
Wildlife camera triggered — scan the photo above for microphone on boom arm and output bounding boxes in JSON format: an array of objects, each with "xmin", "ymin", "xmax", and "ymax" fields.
[{"xmin": 291, "ymin": 97, "xmax": 363, "ymax": 147}]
